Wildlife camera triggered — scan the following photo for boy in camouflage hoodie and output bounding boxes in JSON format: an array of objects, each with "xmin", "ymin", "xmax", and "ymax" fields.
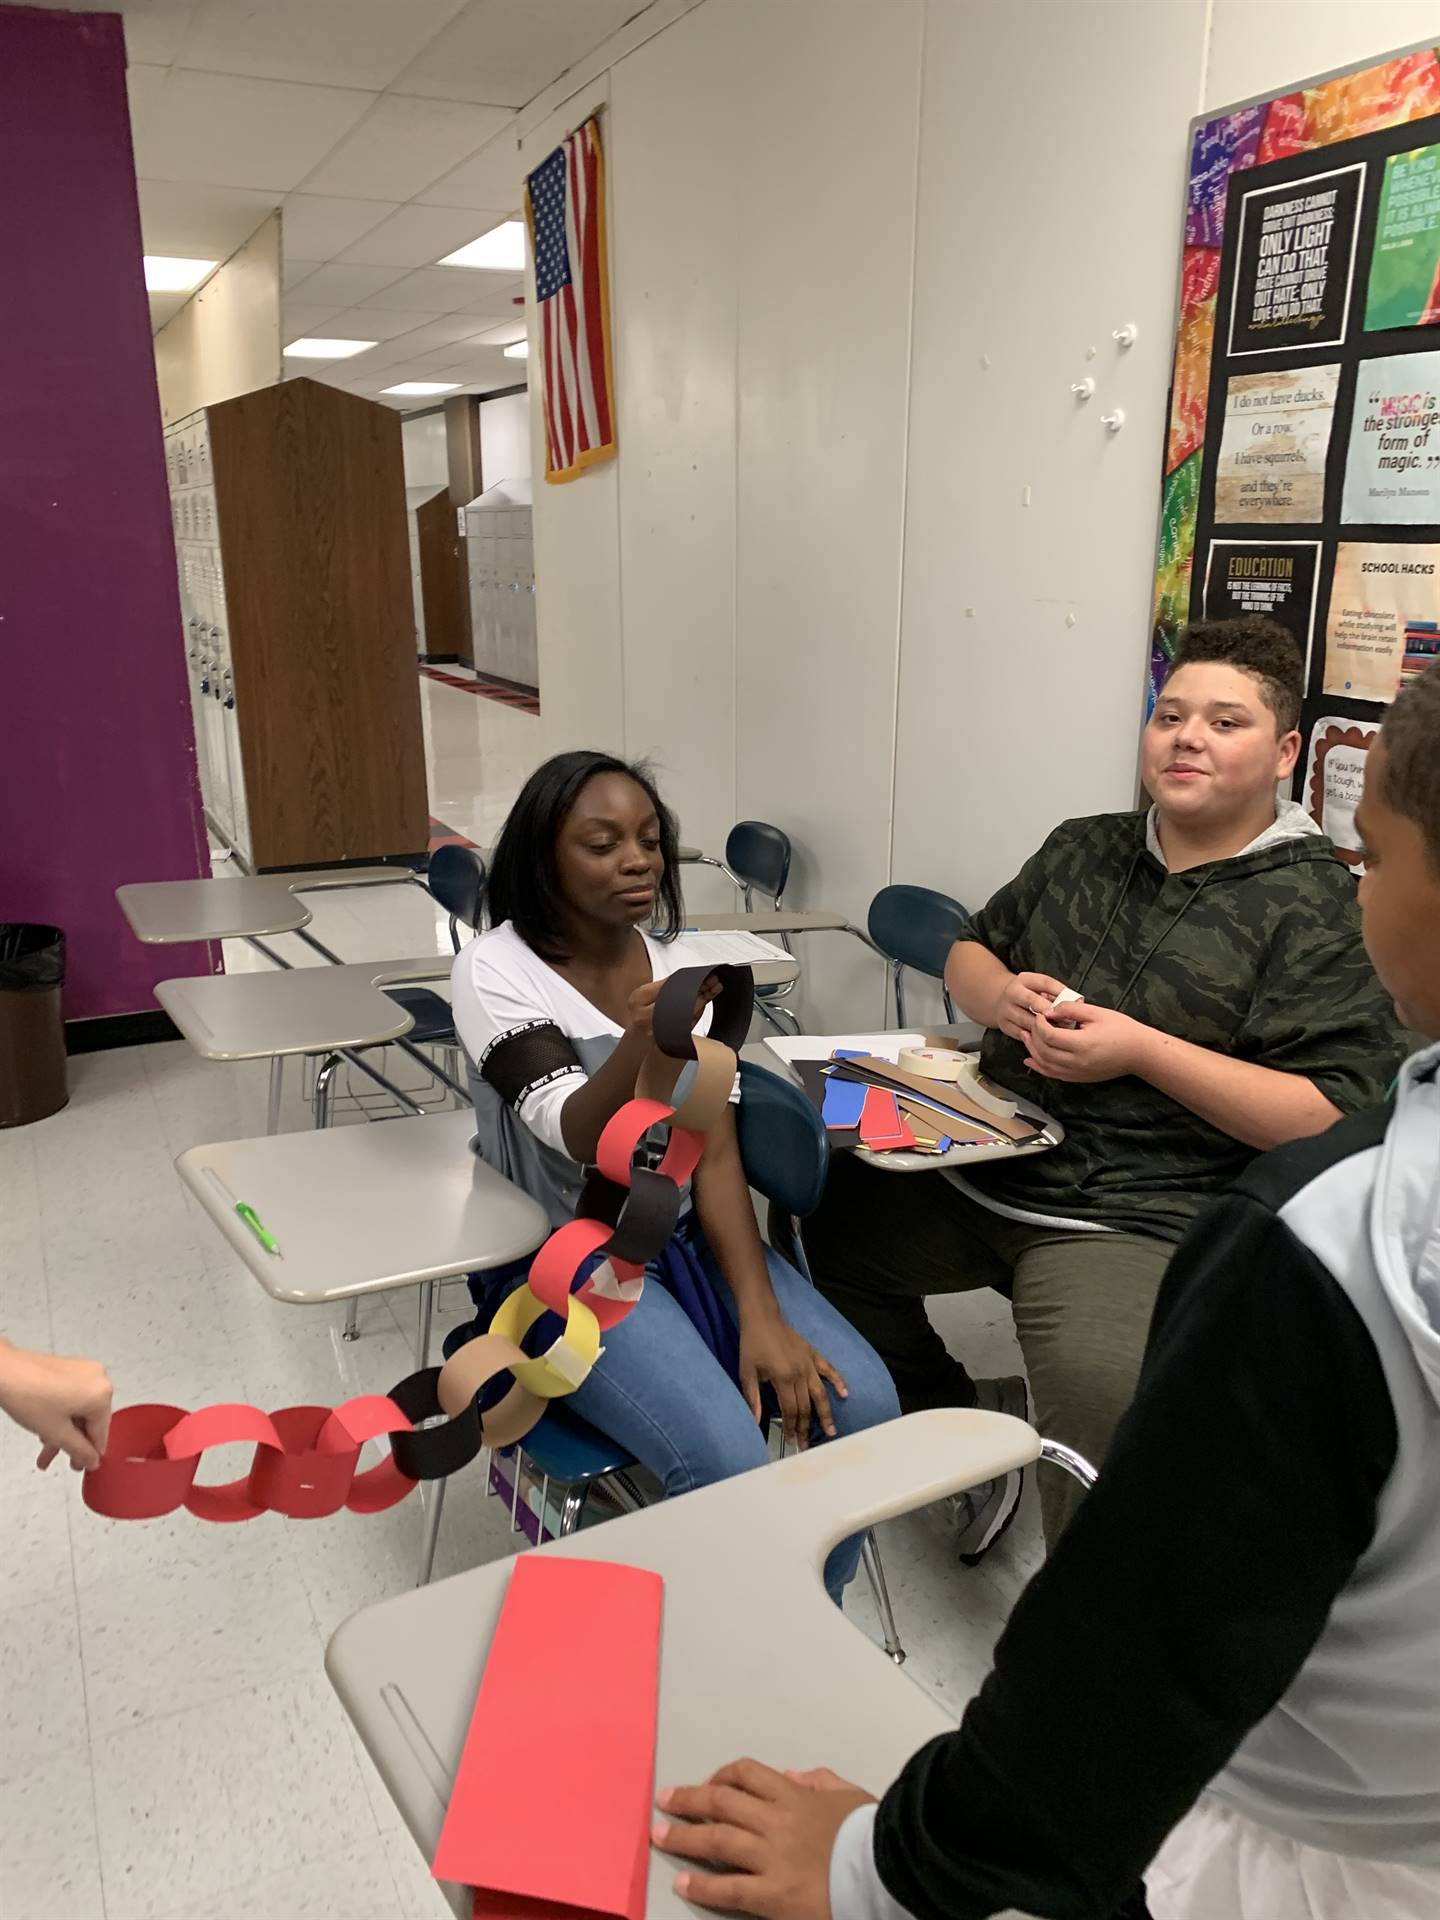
[{"xmin": 803, "ymin": 619, "xmax": 1402, "ymax": 1555}]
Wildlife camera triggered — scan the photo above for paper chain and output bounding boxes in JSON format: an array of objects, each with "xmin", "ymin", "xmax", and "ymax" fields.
[{"xmin": 83, "ymin": 965, "xmax": 754, "ymax": 1523}]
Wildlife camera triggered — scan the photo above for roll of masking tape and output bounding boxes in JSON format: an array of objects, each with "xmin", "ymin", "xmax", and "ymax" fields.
[
  {"xmin": 899, "ymin": 1046, "xmax": 967, "ymax": 1082},
  {"xmin": 955, "ymin": 1060, "xmax": 1019, "ymax": 1119}
]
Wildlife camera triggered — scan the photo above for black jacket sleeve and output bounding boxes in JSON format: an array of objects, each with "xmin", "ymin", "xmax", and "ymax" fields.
[{"xmin": 872, "ymin": 1193, "xmax": 1398, "ymax": 1920}]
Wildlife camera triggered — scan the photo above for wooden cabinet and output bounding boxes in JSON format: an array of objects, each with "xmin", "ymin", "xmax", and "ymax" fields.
[{"xmin": 166, "ymin": 377, "xmax": 428, "ymax": 871}]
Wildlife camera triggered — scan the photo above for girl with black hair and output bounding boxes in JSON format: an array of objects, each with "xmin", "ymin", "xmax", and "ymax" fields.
[{"xmin": 450, "ymin": 751, "xmax": 898, "ymax": 1600}]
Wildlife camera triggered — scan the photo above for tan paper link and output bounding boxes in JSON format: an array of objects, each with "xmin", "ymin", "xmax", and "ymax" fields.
[
  {"xmin": 637, "ymin": 1033, "xmax": 736, "ymax": 1133},
  {"xmin": 436, "ymin": 1333, "xmax": 548, "ymax": 1447}
]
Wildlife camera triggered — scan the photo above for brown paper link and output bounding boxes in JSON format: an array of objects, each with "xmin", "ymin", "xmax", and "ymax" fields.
[{"xmin": 436, "ymin": 1333, "xmax": 549, "ymax": 1448}]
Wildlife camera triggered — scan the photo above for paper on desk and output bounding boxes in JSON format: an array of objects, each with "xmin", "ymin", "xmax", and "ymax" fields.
[
  {"xmin": 674, "ymin": 929, "xmax": 791, "ymax": 967},
  {"xmin": 432, "ymin": 1555, "xmax": 663, "ymax": 1920}
]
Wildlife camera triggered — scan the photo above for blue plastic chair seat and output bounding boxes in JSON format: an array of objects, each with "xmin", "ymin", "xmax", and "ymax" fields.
[
  {"xmin": 520, "ymin": 1401, "xmax": 637, "ymax": 1484},
  {"xmin": 382, "ymin": 985, "xmax": 455, "ymax": 1045}
]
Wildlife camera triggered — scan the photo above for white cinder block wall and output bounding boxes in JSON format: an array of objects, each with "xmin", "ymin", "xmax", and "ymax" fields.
[{"xmin": 528, "ymin": 0, "xmax": 1440, "ymax": 1027}]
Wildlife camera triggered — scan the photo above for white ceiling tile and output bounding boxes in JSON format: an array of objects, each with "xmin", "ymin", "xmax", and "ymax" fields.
[
  {"xmin": 295, "ymin": 95, "xmax": 513, "ymax": 202},
  {"xmin": 285, "ymin": 261, "xmax": 409, "ymax": 306},
  {"xmin": 391, "ymin": 0, "xmax": 643, "ymax": 107},
  {"xmin": 360, "ymin": 267, "xmax": 484, "ymax": 314},
  {"xmin": 178, "ymin": 0, "xmax": 470, "ymax": 91},
  {"xmin": 128, "ymin": 68, "xmax": 374, "ymax": 192},
  {"xmin": 20, "ymin": 0, "xmax": 199, "ymax": 67},
  {"xmin": 337, "ymin": 203, "xmax": 510, "ymax": 269},
  {"xmin": 414, "ymin": 124, "xmax": 522, "ymax": 210},
  {"xmin": 281, "ymin": 302, "xmax": 351, "ymax": 339},
  {"xmin": 311, "ymin": 305, "xmax": 442, "ymax": 343},
  {"xmin": 148, "ymin": 289, "xmax": 191, "ymax": 332},
  {"xmin": 355, "ymin": 314, "xmax": 492, "ymax": 357},
  {"xmin": 282, "ymin": 258, "xmax": 322, "ymax": 292},
  {"xmin": 136, "ymin": 179, "xmax": 278, "ymax": 260},
  {"xmin": 449, "ymin": 273, "xmax": 525, "ymax": 318},
  {"xmin": 281, "ymin": 194, "xmax": 398, "ymax": 260},
  {"xmin": 460, "ymin": 318, "xmax": 528, "ymax": 346}
]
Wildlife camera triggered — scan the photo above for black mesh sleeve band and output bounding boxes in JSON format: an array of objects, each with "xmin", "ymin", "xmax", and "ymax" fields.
[{"xmin": 480, "ymin": 1021, "xmax": 585, "ymax": 1112}]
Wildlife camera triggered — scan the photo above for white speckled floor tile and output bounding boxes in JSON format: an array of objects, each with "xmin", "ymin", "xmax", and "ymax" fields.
[
  {"xmin": 77, "ymin": 1539, "xmax": 325, "ymax": 1741},
  {"xmin": 145, "ymin": 1828, "xmax": 405, "ymax": 1920},
  {"xmin": 91, "ymin": 1670, "xmax": 376, "ymax": 1920},
  {"xmin": 0, "ymin": 1591, "xmax": 88, "ymax": 1785},
  {"xmin": 0, "ymin": 1746, "xmax": 106, "ymax": 1920}
]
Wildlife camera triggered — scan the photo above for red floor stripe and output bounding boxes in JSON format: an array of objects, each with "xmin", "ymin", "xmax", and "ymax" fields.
[{"xmin": 419, "ymin": 665, "xmax": 539, "ymax": 715}]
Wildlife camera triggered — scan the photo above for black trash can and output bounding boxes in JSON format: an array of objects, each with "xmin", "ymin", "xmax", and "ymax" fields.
[{"xmin": 0, "ymin": 924, "xmax": 67, "ymax": 1127}]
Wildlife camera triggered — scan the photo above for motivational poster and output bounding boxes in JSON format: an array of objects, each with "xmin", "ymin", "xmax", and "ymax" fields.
[
  {"xmin": 1229, "ymin": 165, "xmax": 1364, "ymax": 357},
  {"xmin": 1202, "ymin": 539, "xmax": 1320, "ymax": 670},
  {"xmin": 1214, "ymin": 366, "xmax": 1339, "ymax": 523},
  {"xmin": 1340, "ymin": 351, "xmax": 1440, "ymax": 522},
  {"xmin": 1323, "ymin": 541, "xmax": 1440, "ymax": 702},
  {"xmin": 1366, "ymin": 143, "xmax": 1440, "ymax": 332},
  {"xmin": 1303, "ymin": 716, "xmax": 1379, "ymax": 869}
]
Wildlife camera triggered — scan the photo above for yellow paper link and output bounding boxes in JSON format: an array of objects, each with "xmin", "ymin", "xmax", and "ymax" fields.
[{"xmin": 489, "ymin": 1285, "xmax": 601, "ymax": 1398}]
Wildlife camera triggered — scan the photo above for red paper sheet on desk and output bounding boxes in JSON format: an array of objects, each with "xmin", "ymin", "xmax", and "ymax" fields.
[
  {"xmin": 858, "ymin": 1086, "xmax": 916, "ymax": 1150},
  {"xmin": 432, "ymin": 1555, "xmax": 664, "ymax": 1920}
]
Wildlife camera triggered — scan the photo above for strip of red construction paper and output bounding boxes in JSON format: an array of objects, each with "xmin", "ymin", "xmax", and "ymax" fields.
[{"xmin": 433, "ymin": 1556, "xmax": 663, "ymax": 1920}]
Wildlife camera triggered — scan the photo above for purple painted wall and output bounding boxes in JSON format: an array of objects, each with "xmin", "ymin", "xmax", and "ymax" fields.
[{"xmin": 0, "ymin": 6, "xmax": 212, "ymax": 1024}]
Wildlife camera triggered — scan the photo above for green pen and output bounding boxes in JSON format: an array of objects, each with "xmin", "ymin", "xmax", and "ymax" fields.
[{"xmin": 235, "ymin": 1201, "xmax": 282, "ymax": 1257}]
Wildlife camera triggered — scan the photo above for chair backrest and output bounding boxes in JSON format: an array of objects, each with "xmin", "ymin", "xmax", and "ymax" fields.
[
  {"xmin": 427, "ymin": 845, "xmax": 487, "ymax": 949},
  {"xmin": 735, "ymin": 1059, "xmax": 829, "ymax": 1221},
  {"xmin": 866, "ymin": 883, "xmax": 969, "ymax": 980},
  {"xmin": 725, "ymin": 820, "xmax": 791, "ymax": 902}
]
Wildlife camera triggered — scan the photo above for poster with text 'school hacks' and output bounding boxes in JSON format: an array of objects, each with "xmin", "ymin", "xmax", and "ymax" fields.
[{"xmin": 1150, "ymin": 40, "xmax": 1440, "ymax": 783}]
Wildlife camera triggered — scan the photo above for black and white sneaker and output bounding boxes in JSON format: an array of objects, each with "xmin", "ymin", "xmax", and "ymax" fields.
[{"xmin": 949, "ymin": 1374, "xmax": 1031, "ymax": 1566}]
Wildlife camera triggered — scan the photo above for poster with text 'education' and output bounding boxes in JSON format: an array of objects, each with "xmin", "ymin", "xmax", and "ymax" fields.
[
  {"xmin": 1366, "ymin": 142, "xmax": 1440, "ymax": 332},
  {"xmin": 1228, "ymin": 165, "xmax": 1363, "ymax": 357},
  {"xmin": 1324, "ymin": 541, "xmax": 1440, "ymax": 702},
  {"xmin": 1214, "ymin": 366, "xmax": 1339, "ymax": 524},
  {"xmin": 1340, "ymin": 351, "xmax": 1440, "ymax": 522},
  {"xmin": 1202, "ymin": 539, "xmax": 1320, "ymax": 673}
]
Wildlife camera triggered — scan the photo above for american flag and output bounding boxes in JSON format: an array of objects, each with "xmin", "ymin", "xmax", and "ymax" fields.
[{"xmin": 525, "ymin": 116, "xmax": 616, "ymax": 483}]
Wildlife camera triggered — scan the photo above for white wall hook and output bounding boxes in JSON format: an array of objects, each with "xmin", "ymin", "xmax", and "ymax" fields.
[
  {"xmin": 1112, "ymin": 323, "xmax": 1138, "ymax": 348},
  {"xmin": 1070, "ymin": 377, "xmax": 1095, "ymax": 401},
  {"xmin": 1101, "ymin": 408, "xmax": 1126, "ymax": 433}
]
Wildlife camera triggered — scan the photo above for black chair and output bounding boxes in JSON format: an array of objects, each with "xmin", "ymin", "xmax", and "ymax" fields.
[
  {"xmin": 866, "ymin": 883, "xmax": 969, "ymax": 1026},
  {"xmin": 427, "ymin": 843, "xmax": 488, "ymax": 950},
  {"xmin": 724, "ymin": 820, "xmax": 800, "ymax": 1036}
]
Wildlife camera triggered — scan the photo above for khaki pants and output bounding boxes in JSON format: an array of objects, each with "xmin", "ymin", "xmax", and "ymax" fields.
[{"xmin": 797, "ymin": 1152, "xmax": 1174, "ymax": 1544}]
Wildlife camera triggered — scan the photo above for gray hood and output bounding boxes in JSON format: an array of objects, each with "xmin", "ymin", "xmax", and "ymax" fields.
[{"xmin": 1374, "ymin": 1040, "xmax": 1440, "ymax": 1413}]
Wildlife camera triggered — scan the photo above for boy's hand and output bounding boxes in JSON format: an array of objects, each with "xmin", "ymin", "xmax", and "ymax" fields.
[
  {"xmin": 0, "ymin": 1339, "xmax": 113, "ymax": 1471},
  {"xmin": 653, "ymin": 1759, "xmax": 875, "ymax": 1919},
  {"xmin": 1024, "ymin": 1001, "xmax": 1153, "ymax": 1084},
  {"xmin": 992, "ymin": 971, "xmax": 1067, "ymax": 1044}
]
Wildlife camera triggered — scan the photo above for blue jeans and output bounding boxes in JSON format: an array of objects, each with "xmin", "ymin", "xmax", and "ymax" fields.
[{"xmin": 561, "ymin": 1240, "xmax": 900, "ymax": 1604}]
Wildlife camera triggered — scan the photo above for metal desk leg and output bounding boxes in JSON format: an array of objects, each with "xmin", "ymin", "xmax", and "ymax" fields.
[
  {"xmin": 267, "ymin": 1054, "xmax": 284, "ymax": 1135},
  {"xmin": 416, "ymin": 1277, "xmax": 434, "ymax": 1371},
  {"xmin": 416, "ymin": 1477, "xmax": 447, "ymax": 1587}
]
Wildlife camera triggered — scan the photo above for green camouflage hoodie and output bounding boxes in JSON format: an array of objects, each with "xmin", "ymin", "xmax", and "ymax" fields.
[{"xmin": 956, "ymin": 804, "xmax": 1404, "ymax": 1242}]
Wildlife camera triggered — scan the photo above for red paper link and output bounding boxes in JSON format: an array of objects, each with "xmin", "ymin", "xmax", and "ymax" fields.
[
  {"xmin": 433, "ymin": 1556, "xmax": 663, "ymax": 1920},
  {"xmin": 859, "ymin": 1086, "xmax": 916, "ymax": 1150},
  {"xmin": 83, "ymin": 1396, "xmax": 417, "ymax": 1522}
]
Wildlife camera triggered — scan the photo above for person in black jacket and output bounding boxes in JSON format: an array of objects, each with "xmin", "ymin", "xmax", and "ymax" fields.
[{"xmin": 651, "ymin": 662, "xmax": 1440, "ymax": 1920}]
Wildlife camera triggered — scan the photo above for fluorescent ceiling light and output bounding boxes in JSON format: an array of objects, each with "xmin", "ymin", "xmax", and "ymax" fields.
[
  {"xmin": 283, "ymin": 337, "xmax": 377, "ymax": 359},
  {"xmin": 381, "ymin": 381, "xmax": 462, "ymax": 396},
  {"xmin": 144, "ymin": 255, "xmax": 217, "ymax": 292},
  {"xmin": 439, "ymin": 220, "xmax": 526, "ymax": 271},
  {"xmin": 502, "ymin": 340, "xmax": 529, "ymax": 359}
]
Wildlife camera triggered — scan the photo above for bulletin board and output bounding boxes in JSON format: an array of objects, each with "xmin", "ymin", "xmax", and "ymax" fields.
[{"xmin": 1151, "ymin": 41, "xmax": 1440, "ymax": 867}]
